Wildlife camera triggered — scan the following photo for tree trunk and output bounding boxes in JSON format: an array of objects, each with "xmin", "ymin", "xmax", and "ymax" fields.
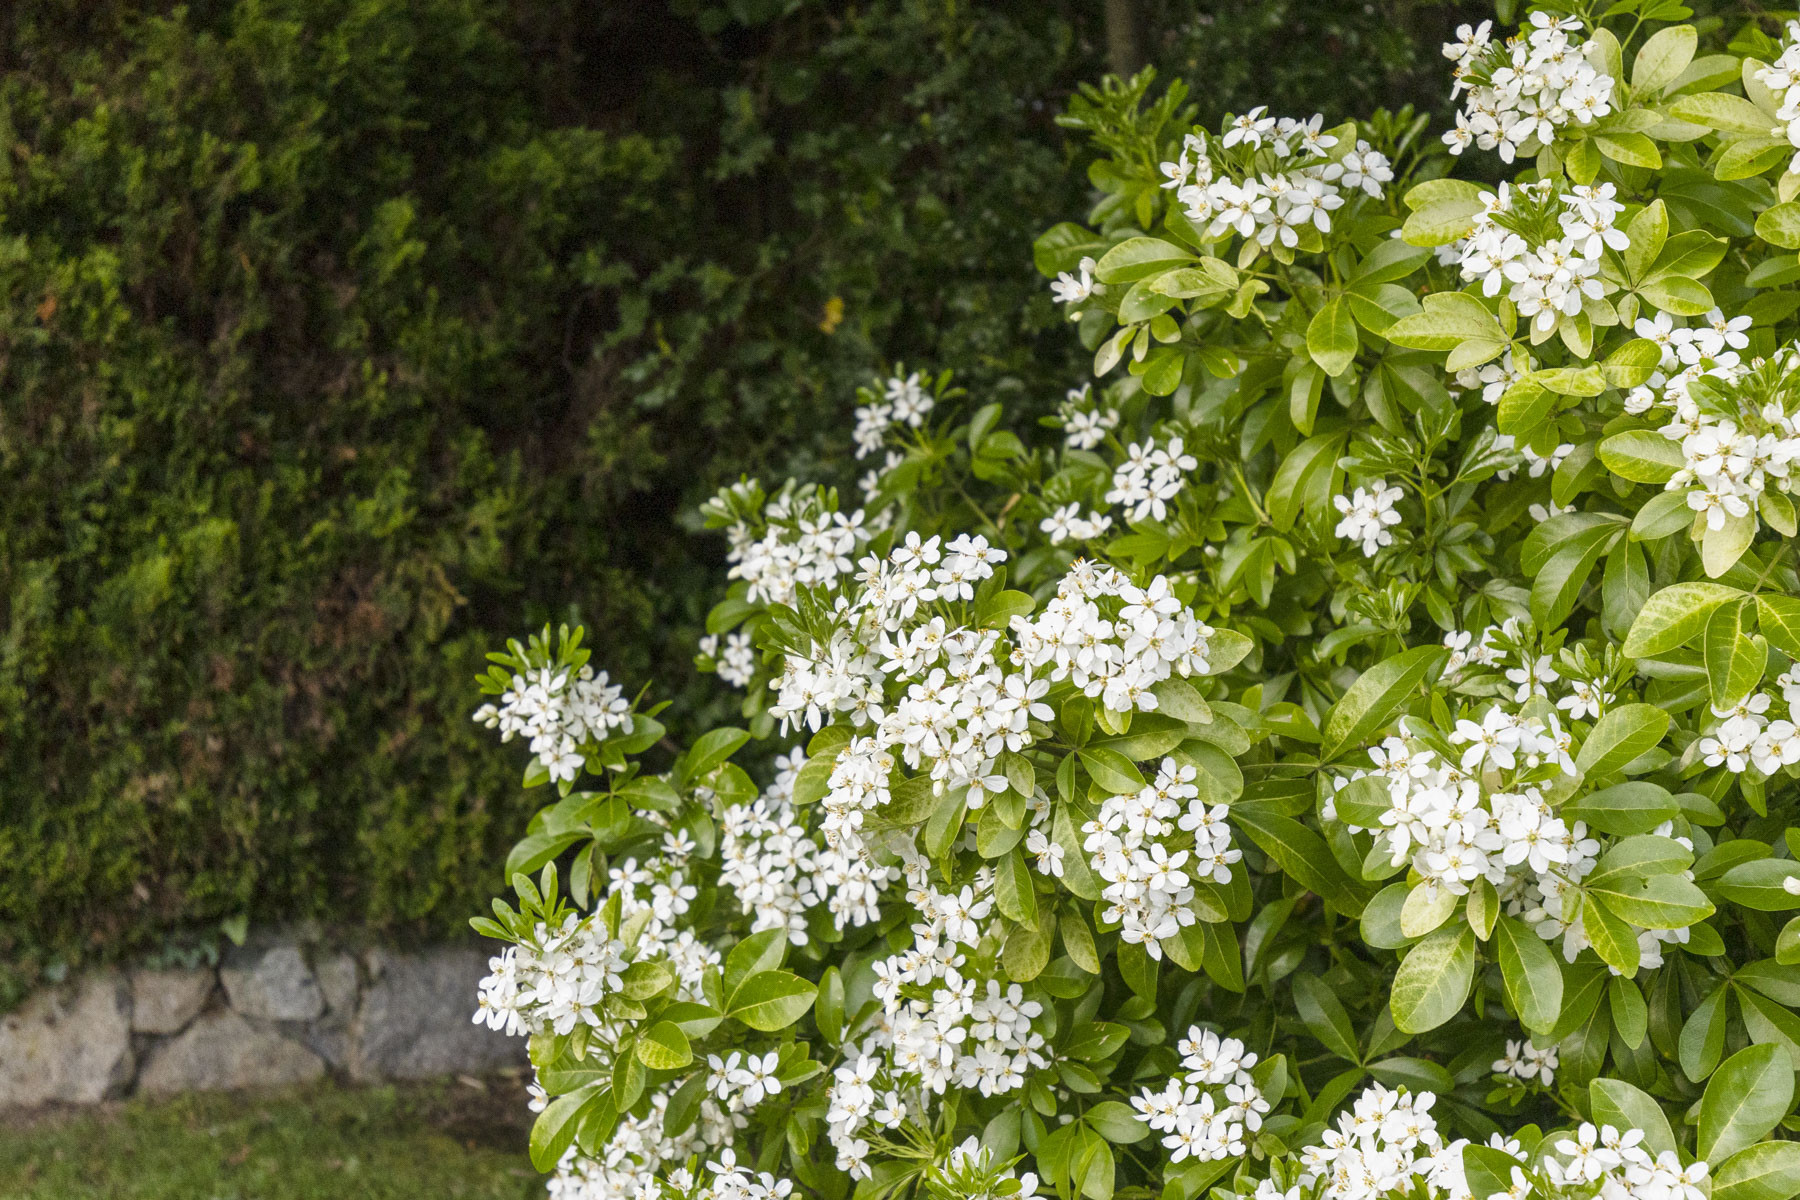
[{"xmin": 1104, "ymin": 0, "xmax": 1144, "ymax": 78}]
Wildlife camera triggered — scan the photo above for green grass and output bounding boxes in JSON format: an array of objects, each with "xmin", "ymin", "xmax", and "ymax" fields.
[{"xmin": 0, "ymin": 1077, "xmax": 545, "ymax": 1199}]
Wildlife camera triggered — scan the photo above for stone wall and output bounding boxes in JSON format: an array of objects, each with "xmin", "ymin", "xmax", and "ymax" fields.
[{"xmin": 0, "ymin": 935, "xmax": 524, "ymax": 1108}]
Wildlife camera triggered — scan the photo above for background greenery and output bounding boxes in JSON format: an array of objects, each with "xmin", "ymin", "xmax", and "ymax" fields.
[{"xmin": 0, "ymin": 0, "xmax": 1478, "ymax": 999}]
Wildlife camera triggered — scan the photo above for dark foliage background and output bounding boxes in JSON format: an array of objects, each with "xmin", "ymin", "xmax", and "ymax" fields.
[{"xmin": 0, "ymin": 0, "xmax": 1477, "ymax": 998}]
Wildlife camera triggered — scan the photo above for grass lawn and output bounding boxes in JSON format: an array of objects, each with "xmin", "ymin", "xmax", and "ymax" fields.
[{"xmin": 0, "ymin": 1075, "xmax": 545, "ymax": 1199}]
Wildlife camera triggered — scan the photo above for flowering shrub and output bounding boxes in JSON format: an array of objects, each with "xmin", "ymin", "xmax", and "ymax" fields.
[{"xmin": 466, "ymin": 7, "xmax": 1800, "ymax": 1200}]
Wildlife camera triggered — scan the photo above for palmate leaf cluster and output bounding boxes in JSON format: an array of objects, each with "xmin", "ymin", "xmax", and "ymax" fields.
[{"xmin": 470, "ymin": 4, "xmax": 1800, "ymax": 1200}]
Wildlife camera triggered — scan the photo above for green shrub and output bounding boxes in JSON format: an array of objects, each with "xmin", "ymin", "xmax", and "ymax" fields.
[{"xmin": 0, "ymin": 0, "xmax": 1467, "ymax": 996}]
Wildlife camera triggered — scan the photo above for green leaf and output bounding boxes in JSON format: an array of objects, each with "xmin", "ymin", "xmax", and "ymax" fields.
[
  {"xmin": 726, "ymin": 970, "xmax": 817, "ymax": 1031},
  {"xmin": 815, "ymin": 966, "xmax": 845, "ymax": 1045},
  {"xmin": 1596, "ymin": 131, "xmax": 1661, "ymax": 169},
  {"xmin": 1759, "ymin": 201, "xmax": 1800, "ymax": 250},
  {"xmin": 1633, "ymin": 24, "xmax": 1697, "ymax": 94},
  {"xmin": 1714, "ymin": 1142, "xmax": 1800, "ymax": 1200},
  {"xmin": 1079, "ymin": 747, "xmax": 1145, "ymax": 794},
  {"xmin": 1610, "ymin": 975, "xmax": 1649, "ymax": 1049},
  {"xmin": 1390, "ymin": 925, "xmax": 1476, "ymax": 1034},
  {"xmin": 1003, "ymin": 913, "xmax": 1055, "ymax": 982},
  {"xmin": 1682, "ymin": 985, "xmax": 1730, "ymax": 1082},
  {"xmin": 1084, "ymin": 1100, "xmax": 1149, "ymax": 1145},
  {"xmin": 1707, "ymin": 599, "xmax": 1762, "ymax": 706},
  {"xmin": 1567, "ymin": 782, "xmax": 1679, "ymax": 836},
  {"xmin": 1700, "ymin": 1044, "xmax": 1794, "ymax": 1162},
  {"xmin": 1671, "ymin": 92, "xmax": 1775, "ymax": 135},
  {"xmin": 1758, "ymin": 595, "xmax": 1800, "ymax": 659},
  {"xmin": 1093, "ymin": 237, "xmax": 1197, "ymax": 284},
  {"xmin": 1592, "ymin": 1077, "xmax": 1677, "ymax": 1157},
  {"xmin": 1385, "ymin": 291, "xmax": 1505, "ymax": 354},
  {"xmin": 1307, "ymin": 296, "xmax": 1358, "ymax": 377},
  {"xmin": 636, "ymin": 1020, "xmax": 693, "ymax": 1069},
  {"xmin": 1320, "ymin": 645, "xmax": 1447, "ymax": 760},
  {"xmin": 723, "ymin": 928, "xmax": 786, "ymax": 997},
  {"xmin": 1234, "ymin": 800, "xmax": 1364, "ymax": 914},
  {"xmin": 529, "ymin": 1083, "xmax": 605, "ymax": 1172},
  {"xmin": 1494, "ymin": 915, "xmax": 1564, "ymax": 1035},
  {"xmin": 1597, "ymin": 873, "xmax": 1715, "ymax": 930},
  {"xmin": 1640, "ymin": 275, "xmax": 1716, "ymax": 316},
  {"xmin": 1576, "ymin": 705, "xmax": 1672, "ymax": 782},
  {"xmin": 1399, "ymin": 178, "xmax": 1489, "ymax": 246},
  {"xmin": 1718, "ymin": 859, "xmax": 1800, "ymax": 910},
  {"xmin": 682, "ymin": 726, "xmax": 750, "ymax": 783},
  {"xmin": 1292, "ymin": 973, "xmax": 1361, "ymax": 1063},
  {"xmin": 1599, "ymin": 430, "xmax": 1685, "ymax": 484},
  {"xmin": 996, "ymin": 848, "xmax": 1039, "ymax": 927},
  {"xmin": 1497, "ymin": 378, "xmax": 1555, "ymax": 437},
  {"xmin": 1623, "ymin": 582, "xmax": 1744, "ymax": 657},
  {"xmin": 1582, "ymin": 891, "xmax": 1642, "ymax": 976},
  {"xmin": 1034, "ymin": 222, "xmax": 1108, "ymax": 275}
]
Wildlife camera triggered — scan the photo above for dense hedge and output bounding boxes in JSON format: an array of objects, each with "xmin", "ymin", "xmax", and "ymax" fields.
[{"xmin": 0, "ymin": 0, "xmax": 1473, "ymax": 997}]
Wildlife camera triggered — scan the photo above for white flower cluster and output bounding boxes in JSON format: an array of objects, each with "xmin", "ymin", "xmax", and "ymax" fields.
[
  {"xmin": 1107, "ymin": 436, "xmax": 1197, "ymax": 523},
  {"xmin": 1493, "ymin": 1038, "xmax": 1559, "ymax": 1085},
  {"xmin": 1441, "ymin": 15, "xmax": 1615, "ymax": 162},
  {"xmin": 824, "ymin": 854, "xmax": 1050, "ymax": 1180},
  {"xmin": 722, "ymin": 484, "xmax": 871, "ymax": 609},
  {"xmin": 1624, "ymin": 343, "xmax": 1800, "ymax": 539},
  {"xmin": 1059, "ymin": 384, "xmax": 1120, "ymax": 450},
  {"xmin": 931, "ymin": 1137, "xmax": 1042, "ymax": 1200},
  {"xmin": 1040, "ymin": 502, "xmax": 1114, "ymax": 545},
  {"xmin": 717, "ymin": 750, "xmax": 896, "ymax": 944},
  {"xmin": 1454, "ymin": 181, "xmax": 1626, "ymax": 333},
  {"xmin": 545, "ymin": 1096, "xmax": 739, "ymax": 1200},
  {"xmin": 1051, "ymin": 257, "xmax": 1104, "ymax": 308},
  {"xmin": 1756, "ymin": 24, "xmax": 1800, "ymax": 178},
  {"xmin": 663, "ymin": 1149, "xmax": 797, "ymax": 1200},
  {"xmin": 1009, "ymin": 563, "xmax": 1214, "ymax": 714},
  {"xmin": 1286, "ymin": 1084, "xmax": 1472, "ymax": 1200},
  {"xmin": 1131, "ymin": 1027, "xmax": 1267, "ymax": 1162},
  {"xmin": 1695, "ymin": 681, "xmax": 1800, "ymax": 776},
  {"xmin": 1161, "ymin": 112, "xmax": 1393, "ymax": 251},
  {"xmin": 1084, "ymin": 758, "xmax": 1240, "ymax": 956},
  {"xmin": 473, "ymin": 663, "xmax": 631, "ymax": 784},
  {"xmin": 699, "ymin": 632, "xmax": 755, "ymax": 688},
  {"xmin": 475, "ymin": 852, "xmax": 717, "ymax": 1040},
  {"xmin": 852, "ymin": 372, "xmax": 936, "ymax": 458},
  {"xmin": 1333, "ymin": 480, "xmax": 1404, "ymax": 557},
  {"xmin": 1331, "ymin": 697, "xmax": 1696, "ymax": 971},
  {"xmin": 1540, "ymin": 1123, "xmax": 1710, "ymax": 1200}
]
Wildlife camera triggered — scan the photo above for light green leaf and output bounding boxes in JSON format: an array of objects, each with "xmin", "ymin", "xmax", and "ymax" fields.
[
  {"xmin": 1576, "ymin": 705, "xmax": 1672, "ymax": 781},
  {"xmin": 1390, "ymin": 924, "xmax": 1476, "ymax": 1034},
  {"xmin": 1623, "ymin": 582, "xmax": 1744, "ymax": 657},
  {"xmin": 1307, "ymin": 296, "xmax": 1358, "ymax": 377},
  {"xmin": 1592, "ymin": 1077, "xmax": 1677, "ymax": 1156},
  {"xmin": 1599, "ymin": 430, "xmax": 1685, "ymax": 483},
  {"xmin": 726, "ymin": 970, "xmax": 817, "ymax": 1031},
  {"xmin": 1079, "ymin": 746, "xmax": 1145, "ymax": 794},
  {"xmin": 1632, "ymin": 24, "xmax": 1697, "ymax": 94},
  {"xmin": 1713, "ymin": 1141, "xmax": 1800, "ymax": 1200},
  {"xmin": 635, "ymin": 1020, "xmax": 693, "ymax": 1069},
  {"xmin": 1758, "ymin": 201, "xmax": 1800, "ymax": 249},
  {"xmin": 1671, "ymin": 91, "xmax": 1777, "ymax": 135},
  {"xmin": 1385, "ymin": 291, "xmax": 1505, "ymax": 352},
  {"xmin": 1400, "ymin": 179, "xmax": 1490, "ymax": 246},
  {"xmin": 1321, "ymin": 645, "xmax": 1448, "ymax": 761}
]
